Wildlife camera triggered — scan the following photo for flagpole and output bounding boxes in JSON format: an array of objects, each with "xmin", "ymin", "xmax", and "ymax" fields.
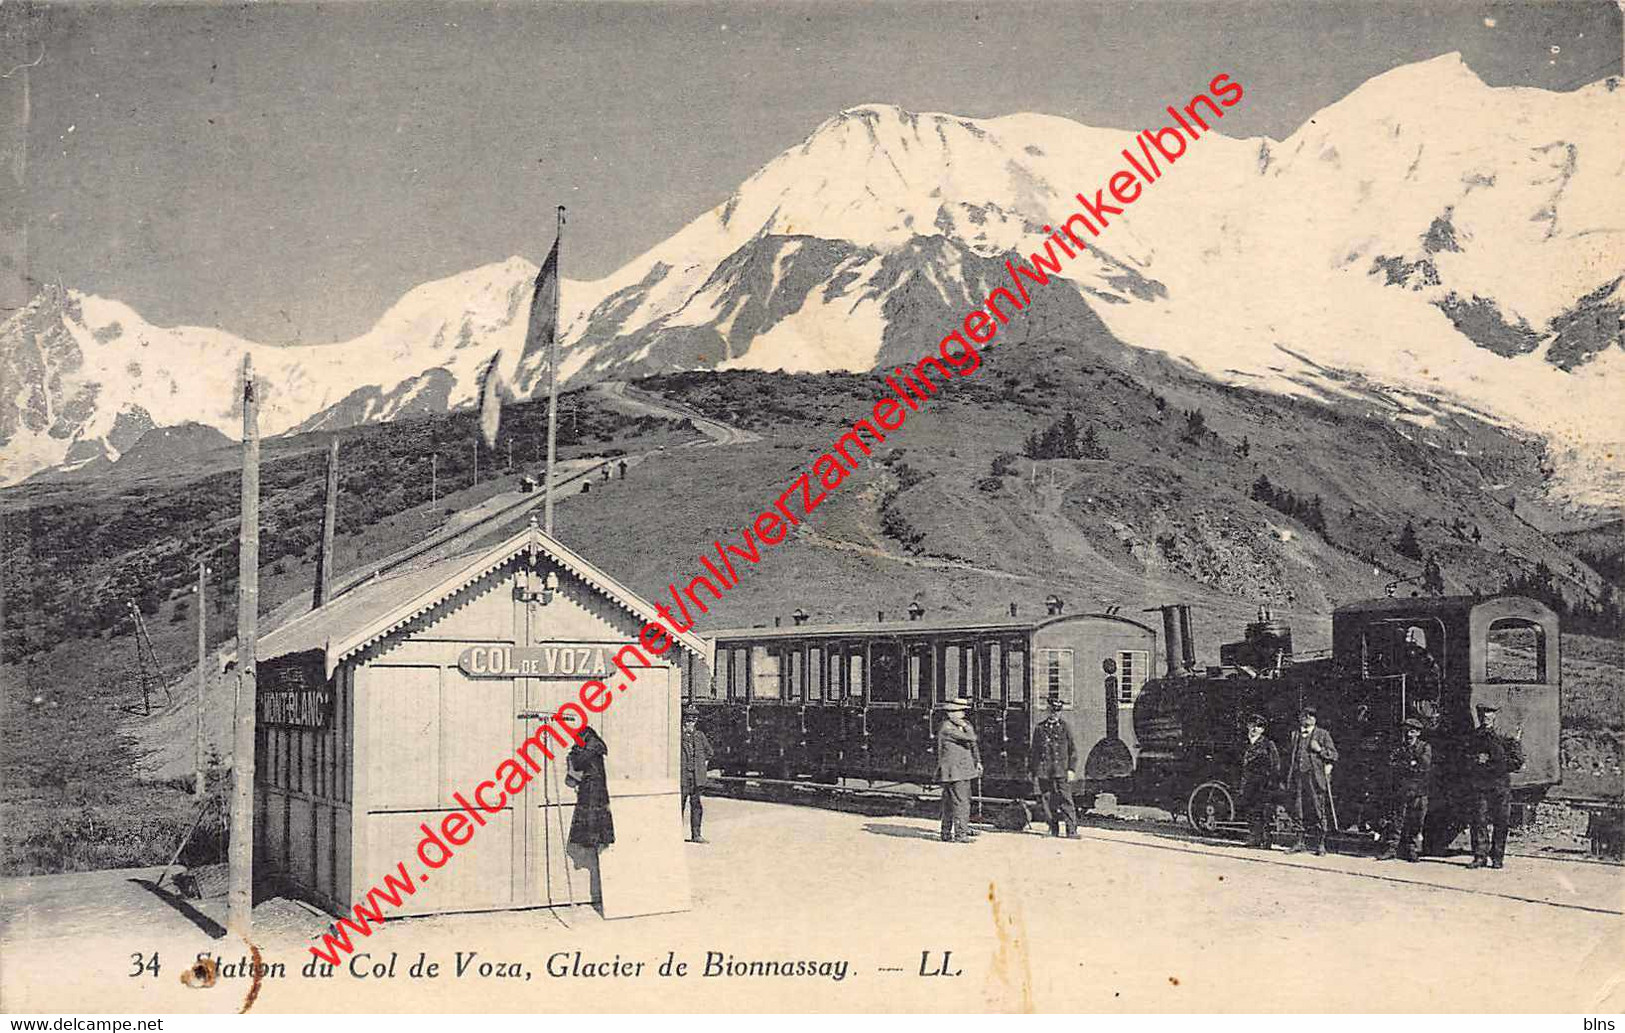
[{"xmin": 543, "ymin": 205, "xmax": 564, "ymax": 536}]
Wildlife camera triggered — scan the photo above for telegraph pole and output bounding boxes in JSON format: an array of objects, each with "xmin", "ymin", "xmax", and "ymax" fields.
[
  {"xmin": 313, "ymin": 438, "xmax": 338, "ymax": 609},
  {"xmin": 507, "ymin": 438, "xmax": 513, "ymax": 472},
  {"xmin": 195, "ymin": 561, "xmax": 209, "ymax": 799},
  {"xmin": 229, "ymin": 354, "xmax": 259, "ymax": 937},
  {"xmin": 473, "ymin": 438, "xmax": 479, "ymax": 487},
  {"xmin": 431, "ymin": 453, "xmax": 438, "ymax": 504}
]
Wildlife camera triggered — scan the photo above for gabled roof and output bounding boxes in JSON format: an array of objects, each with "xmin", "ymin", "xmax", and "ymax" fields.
[{"xmin": 257, "ymin": 520, "xmax": 708, "ymax": 676}]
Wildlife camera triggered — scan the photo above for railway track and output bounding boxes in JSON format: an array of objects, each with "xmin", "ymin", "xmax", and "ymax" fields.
[{"xmin": 706, "ymin": 772, "xmax": 1623, "ymax": 876}]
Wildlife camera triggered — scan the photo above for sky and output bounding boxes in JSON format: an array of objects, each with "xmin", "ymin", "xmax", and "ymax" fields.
[{"xmin": 6, "ymin": 0, "xmax": 1621, "ymax": 345}]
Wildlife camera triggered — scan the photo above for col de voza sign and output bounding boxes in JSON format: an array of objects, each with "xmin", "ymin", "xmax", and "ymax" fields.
[{"xmin": 457, "ymin": 644, "xmax": 619, "ymax": 678}]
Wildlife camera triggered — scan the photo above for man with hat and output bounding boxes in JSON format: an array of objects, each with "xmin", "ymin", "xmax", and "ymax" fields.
[
  {"xmin": 1378, "ymin": 717, "xmax": 1432, "ymax": 862},
  {"xmin": 1467, "ymin": 703, "xmax": 1523, "ymax": 869},
  {"xmin": 1029, "ymin": 695, "xmax": 1080, "ymax": 838},
  {"xmin": 680, "ymin": 708, "xmax": 715, "ymax": 844},
  {"xmin": 1239, "ymin": 713, "xmax": 1280, "ymax": 849},
  {"xmin": 1282, "ymin": 706, "xmax": 1339, "ymax": 855},
  {"xmin": 936, "ymin": 697, "xmax": 982, "ymax": 843}
]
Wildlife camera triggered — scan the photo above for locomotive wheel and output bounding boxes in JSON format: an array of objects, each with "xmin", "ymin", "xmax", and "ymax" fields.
[{"xmin": 1186, "ymin": 781, "xmax": 1236, "ymax": 834}]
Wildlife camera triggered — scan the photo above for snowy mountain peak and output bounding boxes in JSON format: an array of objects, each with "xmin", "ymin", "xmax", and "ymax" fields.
[{"xmin": 3, "ymin": 55, "xmax": 1620, "ymax": 504}]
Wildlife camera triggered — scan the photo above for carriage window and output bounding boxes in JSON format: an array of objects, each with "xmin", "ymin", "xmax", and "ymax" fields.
[
  {"xmin": 942, "ymin": 643, "xmax": 968, "ymax": 702},
  {"xmin": 1116, "ymin": 650, "xmax": 1149, "ymax": 704},
  {"xmin": 787, "ymin": 648, "xmax": 804, "ymax": 702},
  {"xmin": 870, "ymin": 643, "xmax": 904, "ymax": 704},
  {"xmin": 1486, "ymin": 619, "xmax": 1546, "ymax": 684},
  {"xmin": 847, "ymin": 648, "xmax": 865, "ymax": 701},
  {"xmin": 727, "ymin": 647, "xmax": 749, "ymax": 700},
  {"xmin": 808, "ymin": 646, "xmax": 825, "ymax": 702},
  {"xmin": 907, "ymin": 643, "xmax": 933, "ymax": 703},
  {"xmin": 1006, "ymin": 644, "xmax": 1027, "ymax": 704},
  {"xmin": 1040, "ymin": 648, "xmax": 1075, "ymax": 704},
  {"xmin": 984, "ymin": 642, "xmax": 1002, "ymax": 704},
  {"xmin": 751, "ymin": 646, "xmax": 782, "ymax": 700}
]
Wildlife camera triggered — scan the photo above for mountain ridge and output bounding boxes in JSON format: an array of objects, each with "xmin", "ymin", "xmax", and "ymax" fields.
[{"xmin": 2, "ymin": 54, "xmax": 1619, "ymax": 503}]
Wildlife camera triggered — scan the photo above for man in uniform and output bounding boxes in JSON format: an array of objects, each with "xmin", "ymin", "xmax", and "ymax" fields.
[
  {"xmin": 680, "ymin": 709, "xmax": 715, "ymax": 844},
  {"xmin": 1283, "ymin": 706, "xmax": 1339, "ymax": 855},
  {"xmin": 1239, "ymin": 713, "xmax": 1280, "ymax": 849},
  {"xmin": 936, "ymin": 697, "xmax": 982, "ymax": 844},
  {"xmin": 1378, "ymin": 716, "xmax": 1431, "ymax": 862},
  {"xmin": 1029, "ymin": 695, "xmax": 1079, "ymax": 838},
  {"xmin": 1467, "ymin": 703, "xmax": 1523, "ymax": 869}
]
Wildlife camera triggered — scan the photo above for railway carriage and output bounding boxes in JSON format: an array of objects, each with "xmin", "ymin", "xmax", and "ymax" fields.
[{"xmin": 685, "ymin": 602, "xmax": 1160, "ymax": 800}]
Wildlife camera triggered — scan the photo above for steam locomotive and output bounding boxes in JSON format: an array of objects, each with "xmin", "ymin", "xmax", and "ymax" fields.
[
  {"xmin": 1131, "ymin": 594, "xmax": 1561, "ymax": 848},
  {"xmin": 685, "ymin": 593, "xmax": 1561, "ymax": 845}
]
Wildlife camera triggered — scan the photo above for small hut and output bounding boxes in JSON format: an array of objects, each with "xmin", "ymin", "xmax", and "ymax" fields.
[{"xmin": 252, "ymin": 520, "xmax": 704, "ymax": 917}]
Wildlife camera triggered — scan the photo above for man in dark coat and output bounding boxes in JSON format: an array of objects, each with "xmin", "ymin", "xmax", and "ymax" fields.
[
  {"xmin": 1467, "ymin": 704, "xmax": 1523, "ymax": 869},
  {"xmin": 1029, "ymin": 695, "xmax": 1079, "ymax": 838},
  {"xmin": 680, "ymin": 709, "xmax": 715, "ymax": 844},
  {"xmin": 936, "ymin": 698, "xmax": 982, "ymax": 843},
  {"xmin": 1239, "ymin": 713, "xmax": 1280, "ymax": 849},
  {"xmin": 1378, "ymin": 717, "xmax": 1432, "ymax": 862},
  {"xmin": 1283, "ymin": 707, "xmax": 1339, "ymax": 855},
  {"xmin": 567, "ymin": 725, "xmax": 615, "ymax": 848}
]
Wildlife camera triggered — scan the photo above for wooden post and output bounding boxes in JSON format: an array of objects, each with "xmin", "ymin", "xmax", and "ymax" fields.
[
  {"xmin": 229, "ymin": 354, "xmax": 259, "ymax": 937},
  {"xmin": 431, "ymin": 453, "xmax": 437, "ymax": 504},
  {"xmin": 543, "ymin": 205, "xmax": 564, "ymax": 536},
  {"xmin": 507, "ymin": 438, "xmax": 513, "ymax": 472},
  {"xmin": 473, "ymin": 438, "xmax": 478, "ymax": 487},
  {"xmin": 313, "ymin": 438, "xmax": 338, "ymax": 609},
  {"xmin": 195, "ymin": 561, "xmax": 208, "ymax": 800}
]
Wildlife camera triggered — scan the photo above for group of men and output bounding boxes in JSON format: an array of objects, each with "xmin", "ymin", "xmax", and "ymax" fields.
[
  {"xmin": 1238, "ymin": 702, "xmax": 1525, "ymax": 867},
  {"xmin": 936, "ymin": 694, "xmax": 1082, "ymax": 842}
]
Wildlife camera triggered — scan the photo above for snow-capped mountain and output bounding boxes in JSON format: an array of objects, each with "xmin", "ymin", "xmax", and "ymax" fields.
[{"xmin": 3, "ymin": 53, "xmax": 1620, "ymax": 501}]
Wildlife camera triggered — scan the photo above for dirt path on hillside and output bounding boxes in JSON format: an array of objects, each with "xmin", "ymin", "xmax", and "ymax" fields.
[{"xmin": 593, "ymin": 381, "xmax": 761, "ymax": 447}]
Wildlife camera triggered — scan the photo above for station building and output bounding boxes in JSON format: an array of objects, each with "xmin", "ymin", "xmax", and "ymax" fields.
[{"xmin": 251, "ymin": 520, "xmax": 705, "ymax": 917}]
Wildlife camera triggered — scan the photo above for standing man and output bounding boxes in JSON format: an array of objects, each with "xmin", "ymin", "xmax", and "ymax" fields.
[
  {"xmin": 1467, "ymin": 703, "xmax": 1523, "ymax": 869},
  {"xmin": 1378, "ymin": 717, "xmax": 1432, "ymax": 862},
  {"xmin": 680, "ymin": 708, "xmax": 714, "ymax": 844},
  {"xmin": 1283, "ymin": 706, "xmax": 1339, "ymax": 855},
  {"xmin": 937, "ymin": 697, "xmax": 982, "ymax": 844},
  {"xmin": 1030, "ymin": 695, "xmax": 1080, "ymax": 838},
  {"xmin": 1239, "ymin": 713, "xmax": 1280, "ymax": 850}
]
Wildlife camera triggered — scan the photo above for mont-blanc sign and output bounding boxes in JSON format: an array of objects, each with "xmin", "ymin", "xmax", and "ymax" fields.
[{"xmin": 457, "ymin": 645, "xmax": 620, "ymax": 678}]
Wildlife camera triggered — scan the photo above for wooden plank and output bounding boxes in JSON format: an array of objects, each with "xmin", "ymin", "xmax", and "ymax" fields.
[{"xmin": 596, "ymin": 790, "xmax": 690, "ymax": 919}]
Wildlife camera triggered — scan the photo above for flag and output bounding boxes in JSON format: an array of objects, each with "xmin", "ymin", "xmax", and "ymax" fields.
[
  {"xmin": 477, "ymin": 350, "xmax": 503, "ymax": 449},
  {"xmin": 478, "ymin": 231, "xmax": 560, "ymax": 450},
  {"xmin": 524, "ymin": 234, "xmax": 561, "ymax": 362}
]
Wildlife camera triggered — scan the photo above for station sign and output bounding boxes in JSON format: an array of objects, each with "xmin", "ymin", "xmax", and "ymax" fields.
[
  {"xmin": 257, "ymin": 650, "xmax": 333, "ymax": 729},
  {"xmin": 457, "ymin": 644, "xmax": 618, "ymax": 678}
]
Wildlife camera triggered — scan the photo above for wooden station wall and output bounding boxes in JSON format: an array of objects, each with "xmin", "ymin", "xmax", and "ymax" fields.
[{"xmin": 257, "ymin": 553, "xmax": 687, "ymax": 918}]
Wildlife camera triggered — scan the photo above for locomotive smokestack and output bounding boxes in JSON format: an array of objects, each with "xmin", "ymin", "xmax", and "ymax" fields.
[
  {"xmin": 1044, "ymin": 595, "xmax": 1064, "ymax": 616},
  {"xmin": 1160, "ymin": 606, "xmax": 1181, "ymax": 677},
  {"xmin": 1176, "ymin": 604, "xmax": 1197, "ymax": 673}
]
